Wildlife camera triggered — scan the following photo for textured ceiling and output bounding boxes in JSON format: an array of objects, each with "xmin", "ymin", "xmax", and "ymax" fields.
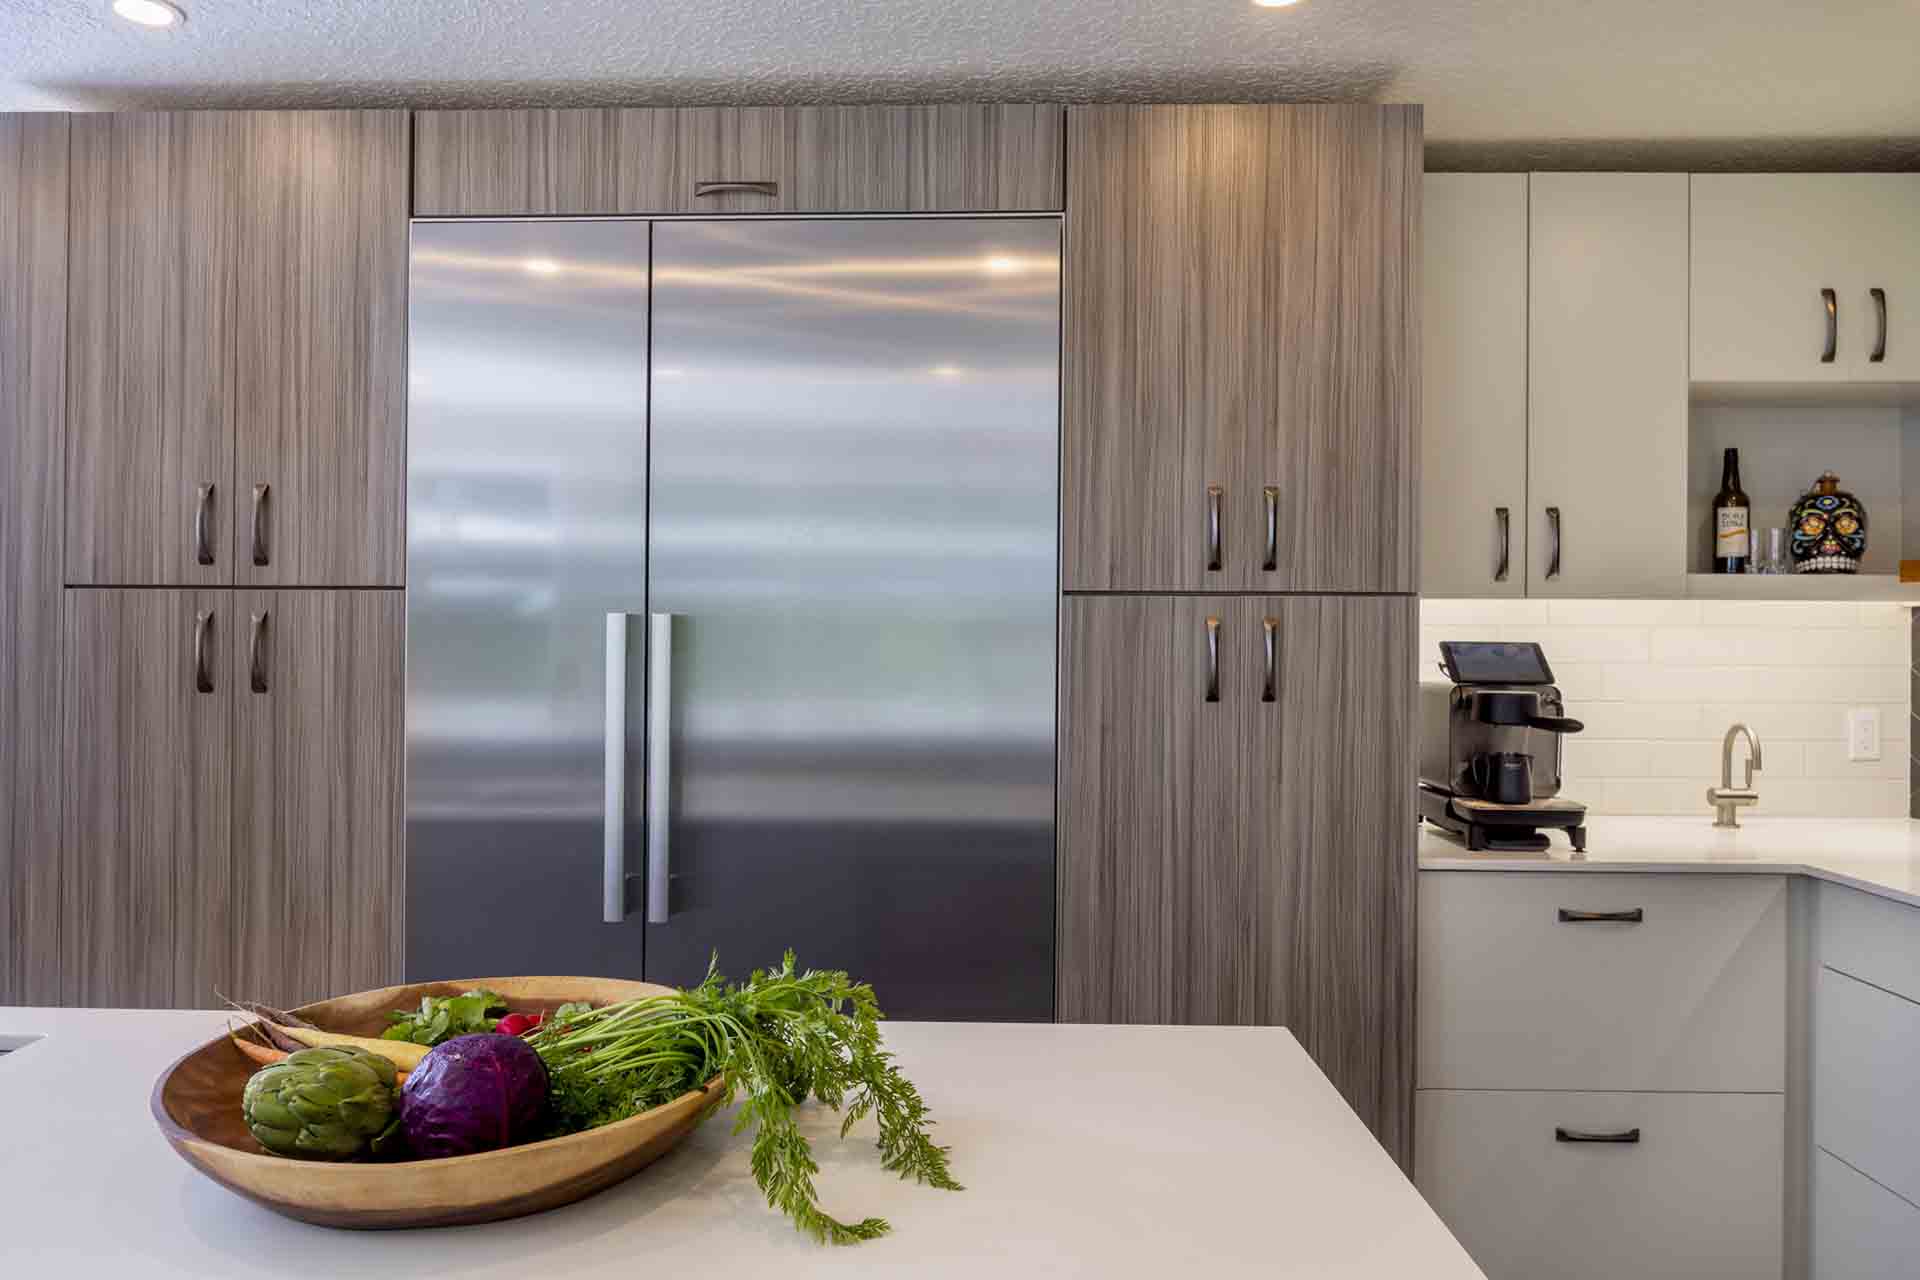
[{"xmin": 4, "ymin": 0, "xmax": 1919, "ymax": 167}]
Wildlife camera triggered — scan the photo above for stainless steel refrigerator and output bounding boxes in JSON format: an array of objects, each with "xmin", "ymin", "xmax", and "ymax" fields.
[{"xmin": 406, "ymin": 216, "xmax": 1060, "ymax": 1019}]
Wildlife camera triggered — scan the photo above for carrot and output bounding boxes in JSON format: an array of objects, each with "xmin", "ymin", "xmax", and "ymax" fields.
[{"xmin": 230, "ymin": 1032, "xmax": 288, "ymax": 1070}]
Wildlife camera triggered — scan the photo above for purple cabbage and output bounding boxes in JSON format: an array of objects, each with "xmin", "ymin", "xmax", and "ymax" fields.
[{"xmin": 399, "ymin": 1032, "xmax": 550, "ymax": 1158}]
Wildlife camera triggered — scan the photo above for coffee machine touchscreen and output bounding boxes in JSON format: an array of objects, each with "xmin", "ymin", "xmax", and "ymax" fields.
[{"xmin": 1438, "ymin": 641, "xmax": 1554, "ymax": 686}]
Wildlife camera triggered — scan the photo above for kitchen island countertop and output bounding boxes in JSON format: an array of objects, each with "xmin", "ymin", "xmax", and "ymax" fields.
[
  {"xmin": 0, "ymin": 1010, "xmax": 1481, "ymax": 1277},
  {"xmin": 1420, "ymin": 815, "xmax": 1920, "ymax": 908}
]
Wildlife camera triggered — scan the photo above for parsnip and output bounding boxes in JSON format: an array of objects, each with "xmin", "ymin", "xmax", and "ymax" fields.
[{"xmin": 277, "ymin": 1024, "xmax": 429, "ymax": 1070}]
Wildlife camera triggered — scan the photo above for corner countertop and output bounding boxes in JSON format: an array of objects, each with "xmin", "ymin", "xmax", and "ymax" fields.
[
  {"xmin": 1419, "ymin": 816, "xmax": 1920, "ymax": 909},
  {"xmin": 0, "ymin": 1010, "xmax": 1481, "ymax": 1278}
]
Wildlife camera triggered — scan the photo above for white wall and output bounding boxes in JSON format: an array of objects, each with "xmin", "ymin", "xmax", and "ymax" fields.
[{"xmin": 1419, "ymin": 599, "xmax": 1910, "ymax": 818}]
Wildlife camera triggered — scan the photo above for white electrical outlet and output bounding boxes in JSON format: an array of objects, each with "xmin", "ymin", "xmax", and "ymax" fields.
[{"xmin": 1847, "ymin": 708, "xmax": 1882, "ymax": 762}]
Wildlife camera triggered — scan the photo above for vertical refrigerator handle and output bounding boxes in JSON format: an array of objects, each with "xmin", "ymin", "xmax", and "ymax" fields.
[
  {"xmin": 603, "ymin": 613, "xmax": 630, "ymax": 923},
  {"xmin": 646, "ymin": 612, "xmax": 675, "ymax": 924}
]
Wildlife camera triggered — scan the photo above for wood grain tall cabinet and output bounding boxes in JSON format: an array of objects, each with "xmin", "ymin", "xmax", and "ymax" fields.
[
  {"xmin": 33, "ymin": 109, "xmax": 410, "ymax": 1008},
  {"xmin": 1058, "ymin": 104, "xmax": 1422, "ymax": 1168},
  {"xmin": 0, "ymin": 114, "xmax": 69, "ymax": 1006}
]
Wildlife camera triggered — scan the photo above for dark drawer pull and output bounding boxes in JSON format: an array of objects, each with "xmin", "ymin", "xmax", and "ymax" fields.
[
  {"xmin": 1261, "ymin": 485, "xmax": 1279, "ymax": 571},
  {"xmin": 194, "ymin": 482, "xmax": 216, "ymax": 566},
  {"xmin": 1204, "ymin": 484, "xmax": 1223, "ymax": 572},
  {"xmin": 249, "ymin": 610, "xmax": 270, "ymax": 694},
  {"xmin": 1556, "ymin": 1127, "xmax": 1641, "ymax": 1145},
  {"xmin": 192, "ymin": 608, "xmax": 215, "ymax": 694},
  {"xmin": 251, "ymin": 482, "xmax": 271, "ymax": 567},
  {"xmin": 1203, "ymin": 616, "xmax": 1220, "ymax": 703},
  {"xmin": 1558, "ymin": 907, "xmax": 1644, "ymax": 924},
  {"xmin": 694, "ymin": 180, "xmax": 778, "ymax": 199}
]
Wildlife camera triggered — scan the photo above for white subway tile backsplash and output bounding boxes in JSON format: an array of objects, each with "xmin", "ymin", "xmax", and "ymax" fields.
[
  {"xmin": 1546, "ymin": 599, "xmax": 1701, "ymax": 627},
  {"xmin": 1534, "ymin": 627, "xmax": 1652, "ymax": 663},
  {"xmin": 1800, "ymin": 744, "xmax": 1910, "ymax": 780},
  {"xmin": 1858, "ymin": 603, "xmax": 1910, "ymax": 631},
  {"xmin": 1419, "ymin": 598, "xmax": 1552, "ymax": 627},
  {"xmin": 1757, "ymin": 779, "xmax": 1909, "ymax": 819},
  {"xmin": 1563, "ymin": 739, "xmax": 1653, "ymax": 779},
  {"xmin": 1420, "ymin": 598, "xmax": 1911, "ymax": 818},
  {"xmin": 1577, "ymin": 702, "xmax": 1707, "ymax": 741},
  {"xmin": 1694, "ymin": 602, "xmax": 1850, "ymax": 629}
]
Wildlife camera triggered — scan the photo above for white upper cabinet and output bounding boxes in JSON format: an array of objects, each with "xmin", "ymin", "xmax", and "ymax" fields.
[
  {"xmin": 1527, "ymin": 173, "xmax": 1689, "ymax": 597},
  {"xmin": 1692, "ymin": 175, "xmax": 1920, "ymax": 384},
  {"xmin": 1421, "ymin": 172, "xmax": 1687, "ymax": 599},
  {"xmin": 1422, "ymin": 174, "xmax": 1528, "ymax": 597}
]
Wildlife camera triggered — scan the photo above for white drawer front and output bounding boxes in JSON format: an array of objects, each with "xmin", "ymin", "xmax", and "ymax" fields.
[
  {"xmin": 1815, "ymin": 965, "xmax": 1920, "ymax": 1206},
  {"xmin": 1418, "ymin": 872, "xmax": 1786, "ymax": 1090},
  {"xmin": 1811, "ymin": 1149, "xmax": 1920, "ymax": 1280},
  {"xmin": 1818, "ymin": 881, "xmax": 1920, "ymax": 1004},
  {"xmin": 1416, "ymin": 1090, "xmax": 1784, "ymax": 1280}
]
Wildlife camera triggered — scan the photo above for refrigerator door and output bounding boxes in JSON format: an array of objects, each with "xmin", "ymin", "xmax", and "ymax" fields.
[
  {"xmin": 649, "ymin": 218, "xmax": 1061, "ymax": 1020},
  {"xmin": 407, "ymin": 220, "xmax": 652, "ymax": 980}
]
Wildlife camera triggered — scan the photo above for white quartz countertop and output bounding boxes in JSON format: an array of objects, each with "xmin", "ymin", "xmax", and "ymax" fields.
[
  {"xmin": 1420, "ymin": 816, "xmax": 1920, "ymax": 908},
  {"xmin": 0, "ymin": 1010, "xmax": 1481, "ymax": 1278}
]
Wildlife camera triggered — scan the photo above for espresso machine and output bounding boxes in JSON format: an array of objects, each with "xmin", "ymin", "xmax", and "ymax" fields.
[{"xmin": 1419, "ymin": 641, "xmax": 1588, "ymax": 853}]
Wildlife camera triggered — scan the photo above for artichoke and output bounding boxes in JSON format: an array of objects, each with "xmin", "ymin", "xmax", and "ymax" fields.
[{"xmin": 242, "ymin": 1045, "xmax": 399, "ymax": 1160}]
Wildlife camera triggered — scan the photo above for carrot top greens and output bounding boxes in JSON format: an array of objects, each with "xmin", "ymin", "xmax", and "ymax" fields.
[{"xmin": 526, "ymin": 953, "xmax": 959, "ymax": 1244}]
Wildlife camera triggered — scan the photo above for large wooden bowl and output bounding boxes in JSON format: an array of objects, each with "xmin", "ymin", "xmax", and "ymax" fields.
[{"xmin": 152, "ymin": 976, "xmax": 726, "ymax": 1229}]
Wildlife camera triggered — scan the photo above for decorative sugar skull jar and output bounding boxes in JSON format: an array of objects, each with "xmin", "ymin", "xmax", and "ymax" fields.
[{"xmin": 1788, "ymin": 472, "xmax": 1867, "ymax": 574}]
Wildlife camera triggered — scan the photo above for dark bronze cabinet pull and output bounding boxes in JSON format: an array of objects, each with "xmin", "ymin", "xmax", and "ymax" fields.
[
  {"xmin": 1204, "ymin": 616, "xmax": 1220, "ymax": 703},
  {"xmin": 1495, "ymin": 507, "xmax": 1511, "ymax": 582},
  {"xmin": 693, "ymin": 180, "xmax": 778, "ymax": 198},
  {"xmin": 1558, "ymin": 907, "xmax": 1644, "ymax": 923},
  {"xmin": 251, "ymin": 483, "xmax": 271, "ymax": 567},
  {"xmin": 194, "ymin": 483, "xmax": 216, "ymax": 566},
  {"xmin": 1870, "ymin": 288, "xmax": 1887, "ymax": 363},
  {"xmin": 193, "ymin": 609, "xmax": 215, "ymax": 694},
  {"xmin": 1262, "ymin": 485, "xmax": 1279, "ymax": 571},
  {"xmin": 1545, "ymin": 506, "xmax": 1562, "ymax": 580},
  {"xmin": 1205, "ymin": 484, "xmax": 1223, "ymax": 572},
  {"xmin": 1261, "ymin": 617, "xmax": 1278, "ymax": 703},
  {"xmin": 248, "ymin": 610, "xmax": 270, "ymax": 693},
  {"xmin": 1556, "ymin": 1127, "xmax": 1641, "ymax": 1145},
  {"xmin": 1821, "ymin": 287, "xmax": 1838, "ymax": 362}
]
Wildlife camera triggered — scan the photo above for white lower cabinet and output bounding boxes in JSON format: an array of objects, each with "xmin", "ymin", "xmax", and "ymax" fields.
[
  {"xmin": 1417, "ymin": 870, "xmax": 1786, "ymax": 1278},
  {"xmin": 1814, "ymin": 966, "xmax": 1920, "ymax": 1208},
  {"xmin": 1811, "ymin": 1149, "xmax": 1920, "ymax": 1280},
  {"xmin": 1419, "ymin": 872, "xmax": 1787, "ymax": 1091},
  {"xmin": 1416, "ymin": 1090, "xmax": 1785, "ymax": 1280}
]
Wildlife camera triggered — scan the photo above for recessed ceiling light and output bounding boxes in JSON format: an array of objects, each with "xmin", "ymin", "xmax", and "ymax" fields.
[
  {"xmin": 984, "ymin": 255, "xmax": 1021, "ymax": 275},
  {"xmin": 1253, "ymin": 0, "xmax": 1303, "ymax": 7},
  {"xmin": 112, "ymin": 0, "xmax": 186, "ymax": 27},
  {"xmin": 522, "ymin": 257, "xmax": 561, "ymax": 277}
]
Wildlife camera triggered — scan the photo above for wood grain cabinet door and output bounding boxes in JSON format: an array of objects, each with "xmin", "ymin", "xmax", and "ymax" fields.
[
  {"xmin": 61, "ymin": 589, "xmax": 233, "ymax": 1008},
  {"xmin": 67, "ymin": 111, "xmax": 408, "ymax": 588},
  {"xmin": 230, "ymin": 111, "xmax": 408, "ymax": 587},
  {"xmin": 414, "ymin": 106, "xmax": 1063, "ymax": 215},
  {"xmin": 232, "ymin": 590, "xmax": 404, "ymax": 1007},
  {"xmin": 1063, "ymin": 105, "xmax": 1421, "ymax": 592},
  {"xmin": 1057, "ymin": 593, "xmax": 1415, "ymax": 1165},
  {"xmin": 1, "ymin": 113, "xmax": 69, "ymax": 1005},
  {"xmin": 66, "ymin": 113, "xmax": 238, "ymax": 586},
  {"xmin": 1256, "ymin": 594, "xmax": 1416, "ymax": 1166},
  {"xmin": 1057, "ymin": 594, "xmax": 1241, "ymax": 1023}
]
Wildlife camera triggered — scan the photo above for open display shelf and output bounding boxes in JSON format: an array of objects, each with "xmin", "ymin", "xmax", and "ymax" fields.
[{"xmin": 1685, "ymin": 572, "xmax": 1920, "ymax": 602}]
